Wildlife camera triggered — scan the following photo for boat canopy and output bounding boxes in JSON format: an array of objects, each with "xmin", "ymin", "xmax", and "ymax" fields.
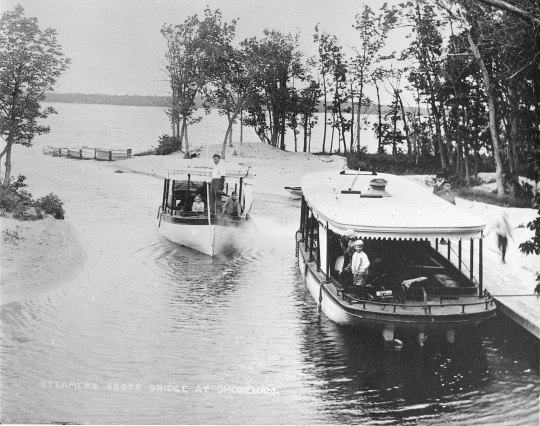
[
  {"xmin": 165, "ymin": 159, "xmax": 251, "ymax": 180},
  {"xmin": 301, "ymin": 171, "xmax": 486, "ymax": 240}
]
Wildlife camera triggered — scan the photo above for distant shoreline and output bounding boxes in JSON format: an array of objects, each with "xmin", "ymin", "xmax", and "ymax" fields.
[{"xmin": 44, "ymin": 92, "xmax": 425, "ymax": 114}]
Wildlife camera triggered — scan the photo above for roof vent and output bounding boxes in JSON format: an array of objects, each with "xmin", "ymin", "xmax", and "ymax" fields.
[{"xmin": 363, "ymin": 178, "xmax": 390, "ymax": 197}]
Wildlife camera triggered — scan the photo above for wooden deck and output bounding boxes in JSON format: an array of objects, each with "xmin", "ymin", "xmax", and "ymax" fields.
[{"xmin": 435, "ymin": 240, "xmax": 540, "ymax": 339}]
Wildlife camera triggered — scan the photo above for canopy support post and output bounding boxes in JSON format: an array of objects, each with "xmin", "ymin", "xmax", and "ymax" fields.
[
  {"xmin": 435, "ymin": 238, "xmax": 438, "ymax": 250},
  {"xmin": 171, "ymin": 180, "xmax": 176, "ymax": 215},
  {"xmin": 479, "ymin": 238, "xmax": 483, "ymax": 297},
  {"xmin": 447, "ymin": 240, "xmax": 451, "ymax": 260},
  {"xmin": 458, "ymin": 240, "xmax": 462, "ymax": 270},
  {"xmin": 326, "ymin": 221, "xmax": 330, "ymax": 280},
  {"xmin": 184, "ymin": 174, "xmax": 191, "ymax": 211},
  {"xmin": 470, "ymin": 239, "xmax": 474, "ymax": 281},
  {"xmin": 309, "ymin": 209, "xmax": 314, "ymax": 262},
  {"xmin": 162, "ymin": 179, "xmax": 168, "ymax": 210}
]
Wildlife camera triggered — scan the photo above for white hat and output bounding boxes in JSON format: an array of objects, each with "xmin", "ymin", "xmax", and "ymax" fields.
[
  {"xmin": 354, "ymin": 239, "xmax": 364, "ymax": 247},
  {"xmin": 343, "ymin": 229, "xmax": 355, "ymax": 239}
]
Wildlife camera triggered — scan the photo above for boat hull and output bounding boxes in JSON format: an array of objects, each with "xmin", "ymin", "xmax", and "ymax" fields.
[
  {"xmin": 297, "ymin": 236, "xmax": 496, "ymax": 344},
  {"xmin": 159, "ymin": 213, "xmax": 252, "ymax": 257}
]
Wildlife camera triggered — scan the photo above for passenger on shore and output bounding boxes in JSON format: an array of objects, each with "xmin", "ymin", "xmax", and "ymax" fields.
[
  {"xmin": 210, "ymin": 153, "xmax": 226, "ymax": 214},
  {"xmin": 435, "ymin": 180, "xmax": 456, "ymax": 205},
  {"xmin": 192, "ymin": 195, "xmax": 205, "ymax": 213},
  {"xmin": 223, "ymin": 191, "xmax": 242, "ymax": 218},
  {"xmin": 351, "ymin": 239, "xmax": 370, "ymax": 296},
  {"xmin": 486, "ymin": 211, "xmax": 513, "ymax": 263}
]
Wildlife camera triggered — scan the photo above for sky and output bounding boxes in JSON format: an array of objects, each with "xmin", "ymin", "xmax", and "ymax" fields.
[{"xmin": 2, "ymin": 0, "xmax": 411, "ymax": 102}]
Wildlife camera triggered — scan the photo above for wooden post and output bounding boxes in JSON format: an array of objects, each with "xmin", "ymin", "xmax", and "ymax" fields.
[
  {"xmin": 435, "ymin": 238, "xmax": 439, "ymax": 250},
  {"xmin": 316, "ymin": 222, "xmax": 320, "ymax": 272},
  {"xmin": 305, "ymin": 205, "xmax": 310, "ymax": 252},
  {"xmin": 238, "ymin": 178, "xmax": 243, "ymax": 210},
  {"xmin": 127, "ymin": 149, "xmax": 132, "ymax": 159},
  {"xmin": 447, "ymin": 240, "xmax": 451, "ymax": 260}
]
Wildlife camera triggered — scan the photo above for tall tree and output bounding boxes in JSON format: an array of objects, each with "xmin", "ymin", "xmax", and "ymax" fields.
[{"xmin": 0, "ymin": 5, "xmax": 70, "ymax": 184}]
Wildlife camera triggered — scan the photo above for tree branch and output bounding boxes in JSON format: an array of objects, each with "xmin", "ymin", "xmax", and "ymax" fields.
[{"xmin": 473, "ymin": 0, "xmax": 540, "ymax": 25}]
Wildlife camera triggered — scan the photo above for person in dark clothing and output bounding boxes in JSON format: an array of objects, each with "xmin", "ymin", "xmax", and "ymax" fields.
[{"xmin": 339, "ymin": 237, "xmax": 354, "ymax": 292}]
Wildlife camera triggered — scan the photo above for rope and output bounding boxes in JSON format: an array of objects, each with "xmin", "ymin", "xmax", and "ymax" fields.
[{"xmin": 318, "ymin": 283, "xmax": 324, "ymax": 311}]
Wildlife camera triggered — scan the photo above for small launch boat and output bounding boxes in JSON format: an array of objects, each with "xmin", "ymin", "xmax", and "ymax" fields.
[{"xmin": 158, "ymin": 159, "xmax": 254, "ymax": 257}]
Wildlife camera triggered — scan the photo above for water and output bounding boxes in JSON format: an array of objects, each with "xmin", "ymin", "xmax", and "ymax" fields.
[
  {"xmin": 1, "ymin": 104, "xmax": 538, "ymax": 425},
  {"xmin": 35, "ymin": 102, "xmax": 380, "ymax": 154}
]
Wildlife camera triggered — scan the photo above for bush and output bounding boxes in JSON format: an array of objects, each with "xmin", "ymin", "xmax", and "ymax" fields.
[
  {"xmin": 35, "ymin": 193, "xmax": 65, "ymax": 219},
  {"xmin": 0, "ymin": 175, "xmax": 65, "ymax": 220},
  {"xmin": 346, "ymin": 151, "xmax": 440, "ymax": 175},
  {"xmin": 155, "ymin": 135, "xmax": 182, "ymax": 155}
]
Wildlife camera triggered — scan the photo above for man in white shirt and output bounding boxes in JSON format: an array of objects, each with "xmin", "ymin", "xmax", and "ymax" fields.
[
  {"xmin": 351, "ymin": 239, "xmax": 370, "ymax": 293},
  {"xmin": 210, "ymin": 153, "xmax": 226, "ymax": 213}
]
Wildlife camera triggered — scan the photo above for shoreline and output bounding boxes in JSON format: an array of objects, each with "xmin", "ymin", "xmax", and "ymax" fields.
[
  {"xmin": 2, "ymin": 142, "xmax": 538, "ymax": 306},
  {"xmin": 1, "ymin": 215, "xmax": 86, "ymax": 306}
]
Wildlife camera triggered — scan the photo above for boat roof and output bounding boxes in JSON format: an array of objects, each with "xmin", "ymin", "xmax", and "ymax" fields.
[
  {"xmin": 301, "ymin": 170, "xmax": 486, "ymax": 240},
  {"xmin": 165, "ymin": 159, "xmax": 251, "ymax": 180}
]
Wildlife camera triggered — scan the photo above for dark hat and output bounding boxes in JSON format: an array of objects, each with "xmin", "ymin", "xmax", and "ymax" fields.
[
  {"xmin": 441, "ymin": 180, "xmax": 451, "ymax": 186},
  {"xmin": 436, "ymin": 172, "xmax": 446, "ymax": 179},
  {"xmin": 213, "ymin": 153, "xmax": 220, "ymax": 159}
]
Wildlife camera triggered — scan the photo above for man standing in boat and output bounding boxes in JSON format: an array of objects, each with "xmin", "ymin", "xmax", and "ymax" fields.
[
  {"xmin": 210, "ymin": 153, "xmax": 226, "ymax": 214},
  {"xmin": 351, "ymin": 239, "xmax": 370, "ymax": 297}
]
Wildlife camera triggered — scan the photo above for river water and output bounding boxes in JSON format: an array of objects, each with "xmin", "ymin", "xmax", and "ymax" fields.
[{"xmin": 1, "ymin": 104, "xmax": 539, "ymax": 425}]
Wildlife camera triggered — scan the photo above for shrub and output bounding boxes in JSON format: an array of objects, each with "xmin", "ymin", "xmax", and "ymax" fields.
[
  {"xmin": 35, "ymin": 193, "xmax": 65, "ymax": 219},
  {"xmin": 134, "ymin": 147, "xmax": 157, "ymax": 157},
  {"xmin": 0, "ymin": 175, "xmax": 65, "ymax": 220},
  {"xmin": 155, "ymin": 135, "xmax": 182, "ymax": 155}
]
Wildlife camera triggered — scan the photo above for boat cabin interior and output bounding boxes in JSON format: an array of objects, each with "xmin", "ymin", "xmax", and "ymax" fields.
[
  {"xmin": 162, "ymin": 178, "xmax": 247, "ymax": 218},
  {"xmin": 299, "ymin": 198, "xmax": 484, "ymax": 304}
]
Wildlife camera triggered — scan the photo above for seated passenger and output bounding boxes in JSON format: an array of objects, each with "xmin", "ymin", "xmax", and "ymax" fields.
[
  {"xmin": 222, "ymin": 191, "xmax": 241, "ymax": 218},
  {"xmin": 191, "ymin": 195, "xmax": 205, "ymax": 213},
  {"xmin": 351, "ymin": 239, "xmax": 370, "ymax": 296}
]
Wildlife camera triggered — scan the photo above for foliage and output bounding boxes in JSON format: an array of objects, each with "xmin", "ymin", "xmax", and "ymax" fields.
[
  {"xmin": 155, "ymin": 135, "xmax": 183, "ymax": 155},
  {"xmin": 35, "ymin": 193, "xmax": 65, "ymax": 219},
  {"xmin": 0, "ymin": 5, "xmax": 70, "ymax": 184},
  {"xmin": 519, "ymin": 194, "xmax": 540, "ymax": 256},
  {"xmin": 0, "ymin": 175, "xmax": 64, "ymax": 220},
  {"xmin": 456, "ymin": 187, "xmax": 532, "ymax": 209},
  {"xmin": 347, "ymin": 151, "xmax": 442, "ymax": 175}
]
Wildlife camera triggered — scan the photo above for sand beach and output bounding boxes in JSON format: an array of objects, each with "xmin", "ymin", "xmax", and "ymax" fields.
[{"xmin": 1, "ymin": 142, "xmax": 538, "ymax": 305}]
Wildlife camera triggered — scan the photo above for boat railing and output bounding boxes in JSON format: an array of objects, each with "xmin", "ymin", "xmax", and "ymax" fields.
[
  {"xmin": 339, "ymin": 289, "xmax": 495, "ymax": 313},
  {"xmin": 165, "ymin": 208, "xmax": 248, "ymax": 221}
]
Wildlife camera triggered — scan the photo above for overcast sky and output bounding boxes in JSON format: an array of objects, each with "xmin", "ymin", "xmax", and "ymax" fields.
[{"xmin": 3, "ymin": 0, "xmax": 410, "ymax": 101}]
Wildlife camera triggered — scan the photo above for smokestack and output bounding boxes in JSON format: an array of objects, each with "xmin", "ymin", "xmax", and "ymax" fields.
[{"xmin": 365, "ymin": 178, "xmax": 390, "ymax": 197}]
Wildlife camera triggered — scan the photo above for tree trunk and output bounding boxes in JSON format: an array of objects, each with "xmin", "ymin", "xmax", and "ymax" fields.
[
  {"xmin": 322, "ymin": 77, "xmax": 328, "ymax": 153},
  {"xmin": 2, "ymin": 141, "xmax": 13, "ymax": 185},
  {"xmin": 398, "ymin": 93, "xmax": 411, "ymax": 154},
  {"xmin": 376, "ymin": 83, "xmax": 383, "ymax": 153},
  {"xmin": 350, "ymin": 81, "xmax": 355, "ymax": 152},
  {"xmin": 465, "ymin": 29, "xmax": 504, "ymax": 195}
]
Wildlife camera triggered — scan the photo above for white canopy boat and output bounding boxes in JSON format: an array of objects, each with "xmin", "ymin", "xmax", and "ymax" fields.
[
  {"xmin": 296, "ymin": 170, "xmax": 496, "ymax": 347},
  {"xmin": 158, "ymin": 159, "xmax": 254, "ymax": 257}
]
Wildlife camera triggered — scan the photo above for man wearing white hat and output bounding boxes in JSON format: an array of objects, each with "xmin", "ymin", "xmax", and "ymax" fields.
[
  {"xmin": 210, "ymin": 153, "xmax": 226, "ymax": 213},
  {"xmin": 351, "ymin": 239, "xmax": 370, "ymax": 295}
]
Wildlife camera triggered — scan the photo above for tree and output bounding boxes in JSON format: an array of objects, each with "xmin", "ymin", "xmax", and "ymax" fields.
[{"xmin": 0, "ymin": 5, "xmax": 70, "ymax": 184}]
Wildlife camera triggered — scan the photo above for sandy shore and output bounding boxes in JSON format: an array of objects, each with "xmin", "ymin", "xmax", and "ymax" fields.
[
  {"xmin": 1, "ymin": 215, "xmax": 86, "ymax": 306},
  {"xmin": 2, "ymin": 142, "xmax": 538, "ymax": 305}
]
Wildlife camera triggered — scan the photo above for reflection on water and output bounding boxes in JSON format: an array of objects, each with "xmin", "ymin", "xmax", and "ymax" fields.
[{"xmin": 1, "ymin": 146, "xmax": 538, "ymax": 425}]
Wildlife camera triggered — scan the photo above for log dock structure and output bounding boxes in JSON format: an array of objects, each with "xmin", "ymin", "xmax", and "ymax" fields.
[{"xmin": 44, "ymin": 146, "xmax": 132, "ymax": 161}]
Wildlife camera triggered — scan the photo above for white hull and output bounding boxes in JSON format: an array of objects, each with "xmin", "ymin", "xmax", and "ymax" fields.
[{"xmin": 159, "ymin": 217, "xmax": 251, "ymax": 257}]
